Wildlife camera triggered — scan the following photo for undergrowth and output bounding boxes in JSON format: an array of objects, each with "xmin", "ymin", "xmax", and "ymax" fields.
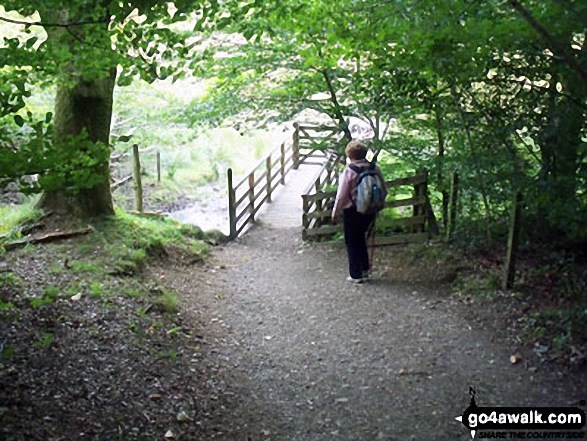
[
  {"xmin": 0, "ymin": 196, "xmax": 42, "ymax": 244},
  {"xmin": 0, "ymin": 205, "xmax": 208, "ymax": 315}
]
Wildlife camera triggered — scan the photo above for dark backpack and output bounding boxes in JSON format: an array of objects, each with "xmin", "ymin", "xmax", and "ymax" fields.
[{"xmin": 349, "ymin": 162, "xmax": 385, "ymax": 214}]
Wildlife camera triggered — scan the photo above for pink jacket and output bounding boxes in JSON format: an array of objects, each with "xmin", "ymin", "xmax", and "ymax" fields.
[{"xmin": 332, "ymin": 159, "xmax": 387, "ymax": 218}]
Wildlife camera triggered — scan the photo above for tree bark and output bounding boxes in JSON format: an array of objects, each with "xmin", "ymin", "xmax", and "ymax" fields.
[
  {"xmin": 320, "ymin": 69, "xmax": 352, "ymax": 141},
  {"xmin": 434, "ymin": 105, "xmax": 448, "ymax": 228},
  {"xmin": 37, "ymin": 9, "xmax": 115, "ymax": 218}
]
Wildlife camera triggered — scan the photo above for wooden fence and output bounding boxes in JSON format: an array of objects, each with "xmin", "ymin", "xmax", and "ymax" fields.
[
  {"xmin": 227, "ymin": 141, "xmax": 298, "ymax": 239},
  {"xmin": 295, "ymin": 122, "xmax": 343, "ymax": 165},
  {"xmin": 302, "ymin": 169, "xmax": 432, "ymax": 245},
  {"xmin": 110, "ymin": 144, "xmax": 161, "ymax": 213},
  {"xmin": 226, "ymin": 122, "xmax": 344, "ymax": 239}
]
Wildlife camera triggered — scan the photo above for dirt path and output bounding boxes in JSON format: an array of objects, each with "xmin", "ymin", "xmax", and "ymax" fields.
[{"xmin": 160, "ymin": 225, "xmax": 586, "ymax": 440}]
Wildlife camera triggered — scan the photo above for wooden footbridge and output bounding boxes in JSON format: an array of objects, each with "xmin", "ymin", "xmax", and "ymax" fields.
[{"xmin": 226, "ymin": 124, "xmax": 437, "ymax": 244}]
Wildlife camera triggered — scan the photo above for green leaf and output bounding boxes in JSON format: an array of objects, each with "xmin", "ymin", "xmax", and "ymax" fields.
[
  {"xmin": 118, "ymin": 135, "xmax": 132, "ymax": 142},
  {"xmin": 14, "ymin": 115, "xmax": 25, "ymax": 127},
  {"xmin": 45, "ymin": 112, "xmax": 53, "ymax": 124}
]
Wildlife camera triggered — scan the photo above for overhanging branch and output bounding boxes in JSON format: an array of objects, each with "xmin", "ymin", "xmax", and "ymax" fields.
[
  {"xmin": 509, "ymin": 0, "xmax": 587, "ymax": 85},
  {"xmin": 0, "ymin": 15, "xmax": 108, "ymax": 28}
]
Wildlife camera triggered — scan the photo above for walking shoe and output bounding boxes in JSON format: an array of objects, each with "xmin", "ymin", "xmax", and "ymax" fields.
[{"xmin": 346, "ymin": 276, "xmax": 364, "ymax": 284}]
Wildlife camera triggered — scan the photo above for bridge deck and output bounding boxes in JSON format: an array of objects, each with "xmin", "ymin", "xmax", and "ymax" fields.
[{"xmin": 255, "ymin": 161, "xmax": 326, "ymax": 228}]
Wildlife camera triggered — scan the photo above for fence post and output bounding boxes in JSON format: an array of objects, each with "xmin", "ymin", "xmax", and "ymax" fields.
[
  {"xmin": 502, "ymin": 189, "xmax": 522, "ymax": 290},
  {"xmin": 156, "ymin": 151, "xmax": 161, "ymax": 183},
  {"xmin": 280, "ymin": 142, "xmax": 286, "ymax": 184},
  {"xmin": 446, "ymin": 172, "xmax": 459, "ymax": 242},
  {"xmin": 315, "ymin": 176, "xmax": 323, "ymax": 227},
  {"xmin": 227, "ymin": 168, "xmax": 237, "ymax": 239},
  {"xmin": 266, "ymin": 156, "xmax": 272, "ymax": 203},
  {"xmin": 412, "ymin": 171, "xmax": 425, "ymax": 233},
  {"xmin": 132, "ymin": 144, "xmax": 143, "ymax": 212},
  {"xmin": 302, "ymin": 195, "xmax": 309, "ymax": 240},
  {"xmin": 248, "ymin": 173, "xmax": 255, "ymax": 223},
  {"xmin": 293, "ymin": 122, "xmax": 300, "ymax": 170}
]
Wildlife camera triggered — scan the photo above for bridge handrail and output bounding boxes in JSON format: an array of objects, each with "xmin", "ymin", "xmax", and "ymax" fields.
[
  {"xmin": 226, "ymin": 122, "xmax": 346, "ymax": 240},
  {"xmin": 302, "ymin": 170, "xmax": 434, "ymax": 245},
  {"xmin": 227, "ymin": 139, "xmax": 298, "ymax": 239}
]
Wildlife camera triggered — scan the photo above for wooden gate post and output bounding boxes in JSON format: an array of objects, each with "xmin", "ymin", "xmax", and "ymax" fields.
[
  {"xmin": 248, "ymin": 173, "xmax": 255, "ymax": 222},
  {"xmin": 315, "ymin": 177, "xmax": 323, "ymax": 227},
  {"xmin": 293, "ymin": 122, "xmax": 300, "ymax": 170},
  {"xmin": 156, "ymin": 151, "xmax": 161, "ymax": 183},
  {"xmin": 132, "ymin": 144, "xmax": 143, "ymax": 213},
  {"xmin": 266, "ymin": 156, "xmax": 272, "ymax": 203},
  {"xmin": 502, "ymin": 189, "xmax": 522, "ymax": 290},
  {"xmin": 446, "ymin": 172, "xmax": 459, "ymax": 242},
  {"xmin": 227, "ymin": 168, "xmax": 237, "ymax": 239}
]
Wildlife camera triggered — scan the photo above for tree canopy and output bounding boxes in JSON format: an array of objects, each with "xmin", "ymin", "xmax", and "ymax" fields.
[
  {"xmin": 1, "ymin": 0, "xmax": 585, "ymax": 242},
  {"xmin": 185, "ymin": 0, "xmax": 586, "ymax": 242}
]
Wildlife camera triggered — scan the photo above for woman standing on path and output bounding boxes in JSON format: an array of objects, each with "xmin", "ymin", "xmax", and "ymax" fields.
[{"xmin": 331, "ymin": 140, "xmax": 387, "ymax": 284}]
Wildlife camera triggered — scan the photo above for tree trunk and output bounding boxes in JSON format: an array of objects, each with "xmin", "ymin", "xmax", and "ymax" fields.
[
  {"xmin": 434, "ymin": 105, "xmax": 449, "ymax": 228},
  {"xmin": 37, "ymin": 9, "xmax": 115, "ymax": 218},
  {"xmin": 538, "ymin": 67, "xmax": 585, "ymax": 210}
]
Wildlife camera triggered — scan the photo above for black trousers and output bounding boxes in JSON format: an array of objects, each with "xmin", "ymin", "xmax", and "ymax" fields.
[{"xmin": 343, "ymin": 207, "xmax": 375, "ymax": 279}]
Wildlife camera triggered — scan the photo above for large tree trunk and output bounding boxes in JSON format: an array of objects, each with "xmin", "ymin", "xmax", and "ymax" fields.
[
  {"xmin": 37, "ymin": 9, "xmax": 115, "ymax": 218},
  {"xmin": 39, "ymin": 74, "xmax": 116, "ymax": 217},
  {"xmin": 538, "ymin": 69, "xmax": 585, "ymax": 206}
]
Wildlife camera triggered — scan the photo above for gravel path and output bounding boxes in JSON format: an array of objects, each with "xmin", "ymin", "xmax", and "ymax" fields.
[{"xmin": 166, "ymin": 225, "xmax": 586, "ymax": 441}]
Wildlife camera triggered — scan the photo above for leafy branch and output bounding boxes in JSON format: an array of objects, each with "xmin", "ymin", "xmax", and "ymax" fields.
[{"xmin": 0, "ymin": 15, "xmax": 109, "ymax": 28}]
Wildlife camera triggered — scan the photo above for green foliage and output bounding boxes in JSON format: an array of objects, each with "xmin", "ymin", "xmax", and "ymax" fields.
[
  {"xmin": 90, "ymin": 281, "xmax": 104, "ymax": 299},
  {"xmin": 0, "ymin": 274, "xmax": 19, "ymax": 311},
  {"xmin": 0, "ymin": 0, "xmax": 222, "ymax": 208},
  {"xmin": 153, "ymin": 290, "xmax": 179, "ymax": 314},
  {"xmin": 0, "ymin": 197, "xmax": 42, "ymax": 238},
  {"xmin": 29, "ymin": 296, "xmax": 53, "ymax": 309},
  {"xmin": 83, "ymin": 209, "xmax": 208, "ymax": 275},
  {"xmin": 42, "ymin": 285, "xmax": 60, "ymax": 299},
  {"xmin": 524, "ymin": 307, "xmax": 587, "ymax": 358},
  {"xmin": 183, "ymin": 0, "xmax": 587, "ymax": 246},
  {"xmin": 33, "ymin": 332, "xmax": 53, "ymax": 349},
  {"xmin": 29, "ymin": 284, "xmax": 61, "ymax": 308},
  {"xmin": 70, "ymin": 261, "xmax": 102, "ymax": 275},
  {"xmin": 0, "ymin": 299, "xmax": 14, "ymax": 311}
]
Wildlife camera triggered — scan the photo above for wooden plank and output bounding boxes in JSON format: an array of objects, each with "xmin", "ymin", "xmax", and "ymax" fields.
[
  {"xmin": 300, "ymin": 161, "xmax": 329, "ymax": 166},
  {"xmin": 236, "ymin": 216, "xmax": 253, "ymax": 236},
  {"xmin": 4, "ymin": 227, "xmax": 93, "ymax": 251},
  {"xmin": 386, "ymin": 196, "xmax": 426, "ymax": 209},
  {"xmin": 297, "ymin": 125, "xmax": 340, "ymax": 132},
  {"xmin": 373, "ymin": 233, "xmax": 428, "ymax": 246},
  {"xmin": 253, "ymin": 187, "xmax": 268, "ymax": 204},
  {"xmin": 386, "ymin": 174, "xmax": 427, "ymax": 188},
  {"xmin": 235, "ymin": 206, "xmax": 250, "ymax": 223},
  {"xmin": 306, "ymin": 209, "xmax": 332, "ymax": 220},
  {"xmin": 303, "ymin": 190, "xmax": 337, "ymax": 202},
  {"xmin": 377, "ymin": 215, "xmax": 427, "ymax": 228},
  {"xmin": 301, "ymin": 192, "xmax": 425, "ymax": 209},
  {"xmin": 254, "ymin": 170, "xmax": 268, "ymax": 188},
  {"xmin": 111, "ymin": 175, "xmax": 132, "ymax": 189},
  {"xmin": 235, "ymin": 191, "xmax": 249, "ymax": 208}
]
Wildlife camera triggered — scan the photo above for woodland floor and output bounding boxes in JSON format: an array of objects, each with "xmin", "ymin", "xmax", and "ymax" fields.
[{"xmin": 1, "ymin": 216, "xmax": 586, "ymax": 440}]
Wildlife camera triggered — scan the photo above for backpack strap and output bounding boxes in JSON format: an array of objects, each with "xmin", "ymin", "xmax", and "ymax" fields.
[
  {"xmin": 348, "ymin": 161, "xmax": 373, "ymax": 174},
  {"xmin": 348, "ymin": 164, "xmax": 362, "ymax": 174}
]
